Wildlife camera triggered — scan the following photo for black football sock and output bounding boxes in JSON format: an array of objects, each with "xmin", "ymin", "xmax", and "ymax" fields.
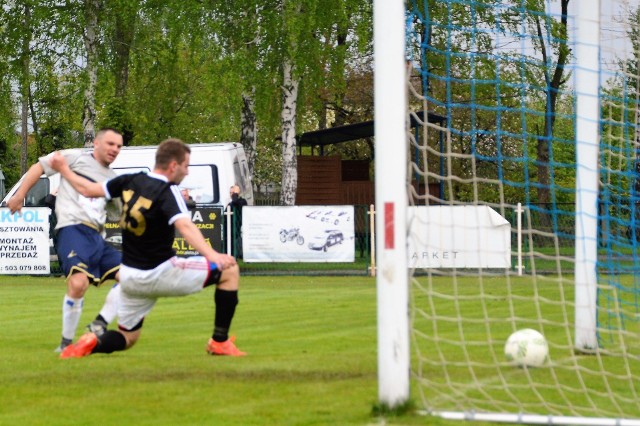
[
  {"xmin": 93, "ymin": 330, "xmax": 127, "ymax": 354},
  {"xmin": 212, "ymin": 289, "xmax": 238, "ymax": 342}
]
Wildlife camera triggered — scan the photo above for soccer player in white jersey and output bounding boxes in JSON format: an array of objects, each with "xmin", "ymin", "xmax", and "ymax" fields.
[
  {"xmin": 7, "ymin": 129, "xmax": 124, "ymax": 352},
  {"xmin": 51, "ymin": 138, "xmax": 245, "ymax": 358}
]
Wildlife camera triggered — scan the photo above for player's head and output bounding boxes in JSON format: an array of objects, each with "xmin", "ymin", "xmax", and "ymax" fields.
[
  {"xmin": 155, "ymin": 138, "xmax": 191, "ymax": 184},
  {"xmin": 93, "ymin": 128, "xmax": 123, "ymax": 167},
  {"xmin": 180, "ymin": 187, "xmax": 191, "ymax": 200},
  {"xmin": 230, "ymin": 184, "xmax": 241, "ymax": 201}
]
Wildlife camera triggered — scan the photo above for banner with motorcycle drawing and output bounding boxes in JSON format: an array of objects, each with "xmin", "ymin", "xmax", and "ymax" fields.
[{"xmin": 242, "ymin": 206, "xmax": 355, "ymax": 262}]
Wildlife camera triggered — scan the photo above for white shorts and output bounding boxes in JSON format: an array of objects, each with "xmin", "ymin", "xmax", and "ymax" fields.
[{"xmin": 118, "ymin": 256, "xmax": 211, "ymax": 330}]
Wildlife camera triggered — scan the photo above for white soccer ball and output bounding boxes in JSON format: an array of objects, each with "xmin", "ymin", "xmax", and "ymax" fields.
[{"xmin": 504, "ymin": 328, "xmax": 549, "ymax": 367}]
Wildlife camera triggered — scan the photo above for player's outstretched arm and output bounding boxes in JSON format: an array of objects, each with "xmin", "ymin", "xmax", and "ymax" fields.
[
  {"xmin": 49, "ymin": 152, "xmax": 106, "ymax": 198},
  {"xmin": 7, "ymin": 162, "xmax": 45, "ymax": 214},
  {"xmin": 174, "ymin": 217, "xmax": 237, "ymax": 270}
]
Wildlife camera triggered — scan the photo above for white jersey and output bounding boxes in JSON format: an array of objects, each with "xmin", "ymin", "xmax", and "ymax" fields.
[{"xmin": 39, "ymin": 149, "xmax": 120, "ymax": 232}]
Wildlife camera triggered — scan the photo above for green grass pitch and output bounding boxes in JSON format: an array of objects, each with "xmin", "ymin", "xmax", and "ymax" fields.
[
  {"xmin": 0, "ymin": 275, "xmax": 437, "ymax": 426},
  {"xmin": 0, "ymin": 274, "xmax": 551, "ymax": 426}
]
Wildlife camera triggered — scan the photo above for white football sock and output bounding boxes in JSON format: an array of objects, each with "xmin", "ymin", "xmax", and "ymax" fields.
[
  {"xmin": 99, "ymin": 283, "xmax": 120, "ymax": 324},
  {"xmin": 62, "ymin": 295, "xmax": 83, "ymax": 341}
]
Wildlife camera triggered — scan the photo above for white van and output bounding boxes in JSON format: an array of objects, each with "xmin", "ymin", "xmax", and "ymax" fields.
[{"xmin": 1, "ymin": 142, "xmax": 253, "ymax": 208}]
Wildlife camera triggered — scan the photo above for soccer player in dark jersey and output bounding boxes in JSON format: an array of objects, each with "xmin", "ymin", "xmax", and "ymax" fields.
[
  {"xmin": 50, "ymin": 138, "xmax": 245, "ymax": 358},
  {"xmin": 7, "ymin": 129, "xmax": 124, "ymax": 352}
]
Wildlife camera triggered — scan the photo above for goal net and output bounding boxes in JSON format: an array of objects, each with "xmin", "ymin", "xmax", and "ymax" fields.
[{"xmin": 376, "ymin": 0, "xmax": 640, "ymax": 424}]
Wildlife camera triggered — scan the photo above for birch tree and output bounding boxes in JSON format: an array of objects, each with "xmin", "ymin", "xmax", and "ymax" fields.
[
  {"xmin": 280, "ymin": 57, "xmax": 299, "ymax": 205},
  {"xmin": 276, "ymin": 0, "xmax": 371, "ymax": 205},
  {"xmin": 211, "ymin": 0, "xmax": 372, "ymax": 205},
  {"xmin": 241, "ymin": 91, "xmax": 257, "ymax": 177},
  {"xmin": 83, "ymin": 0, "xmax": 101, "ymax": 147},
  {"xmin": 19, "ymin": 2, "xmax": 31, "ymax": 174}
]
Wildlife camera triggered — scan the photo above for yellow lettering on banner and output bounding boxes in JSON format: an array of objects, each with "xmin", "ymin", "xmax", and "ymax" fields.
[
  {"xmin": 196, "ymin": 224, "xmax": 214, "ymax": 229},
  {"xmin": 172, "ymin": 238, "xmax": 196, "ymax": 251},
  {"xmin": 172, "ymin": 237, "xmax": 213, "ymax": 252}
]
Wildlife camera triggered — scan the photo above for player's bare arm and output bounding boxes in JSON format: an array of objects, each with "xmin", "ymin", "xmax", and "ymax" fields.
[
  {"xmin": 174, "ymin": 217, "xmax": 237, "ymax": 270},
  {"xmin": 7, "ymin": 162, "xmax": 45, "ymax": 214},
  {"xmin": 49, "ymin": 152, "xmax": 106, "ymax": 198}
]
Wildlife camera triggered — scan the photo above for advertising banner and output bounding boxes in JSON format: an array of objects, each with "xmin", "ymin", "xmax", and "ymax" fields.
[
  {"xmin": 243, "ymin": 206, "xmax": 355, "ymax": 262},
  {"xmin": 408, "ymin": 205, "xmax": 511, "ymax": 268},
  {"xmin": 0, "ymin": 208, "xmax": 51, "ymax": 274},
  {"xmin": 105, "ymin": 206, "xmax": 224, "ymax": 255}
]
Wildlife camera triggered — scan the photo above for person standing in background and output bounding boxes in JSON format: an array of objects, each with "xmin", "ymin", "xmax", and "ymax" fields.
[{"xmin": 227, "ymin": 184, "xmax": 247, "ymax": 259}]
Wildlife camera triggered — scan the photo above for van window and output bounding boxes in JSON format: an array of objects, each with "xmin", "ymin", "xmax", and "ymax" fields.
[
  {"xmin": 113, "ymin": 167, "xmax": 150, "ymax": 176},
  {"xmin": 24, "ymin": 177, "xmax": 50, "ymax": 207},
  {"xmin": 233, "ymin": 160, "xmax": 252, "ymax": 194},
  {"xmin": 232, "ymin": 161, "xmax": 242, "ymax": 190},
  {"xmin": 181, "ymin": 164, "xmax": 219, "ymax": 204}
]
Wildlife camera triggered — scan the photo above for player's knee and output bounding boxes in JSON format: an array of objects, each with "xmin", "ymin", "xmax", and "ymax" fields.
[
  {"xmin": 122, "ymin": 329, "xmax": 141, "ymax": 349},
  {"xmin": 125, "ymin": 338, "xmax": 138, "ymax": 349},
  {"xmin": 67, "ymin": 272, "xmax": 90, "ymax": 297},
  {"xmin": 218, "ymin": 265, "xmax": 240, "ymax": 291}
]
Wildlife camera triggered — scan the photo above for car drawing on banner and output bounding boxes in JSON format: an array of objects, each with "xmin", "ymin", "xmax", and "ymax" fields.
[
  {"xmin": 308, "ymin": 230, "xmax": 344, "ymax": 252},
  {"xmin": 320, "ymin": 210, "xmax": 350, "ymax": 226},
  {"xmin": 306, "ymin": 210, "xmax": 323, "ymax": 220}
]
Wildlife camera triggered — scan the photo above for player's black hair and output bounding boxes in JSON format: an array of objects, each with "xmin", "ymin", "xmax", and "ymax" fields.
[{"xmin": 95, "ymin": 128, "xmax": 123, "ymax": 140}]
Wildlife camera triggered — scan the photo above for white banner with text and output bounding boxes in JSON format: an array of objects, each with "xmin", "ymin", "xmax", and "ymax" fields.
[
  {"xmin": 408, "ymin": 205, "xmax": 511, "ymax": 269},
  {"xmin": 0, "ymin": 207, "xmax": 51, "ymax": 274},
  {"xmin": 243, "ymin": 206, "xmax": 355, "ymax": 262}
]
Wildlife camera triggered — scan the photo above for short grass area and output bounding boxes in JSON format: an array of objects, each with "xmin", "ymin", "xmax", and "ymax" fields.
[
  {"xmin": 3, "ymin": 273, "xmax": 637, "ymax": 425},
  {"xmin": 410, "ymin": 274, "xmax": 640, "ymax": 421},
  {"xmin": 0, "ymin": 275, "xmax": 459, "ymax": 426}
]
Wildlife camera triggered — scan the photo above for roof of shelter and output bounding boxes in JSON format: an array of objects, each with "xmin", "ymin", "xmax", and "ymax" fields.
[{"xmin": 297, "ymin": 110, "xmax": 445, "ymax": 148}]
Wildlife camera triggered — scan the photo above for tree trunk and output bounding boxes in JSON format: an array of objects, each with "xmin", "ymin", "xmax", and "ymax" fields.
[
  {"xmin": 240, "ymin": 90, "xmax": 257, "ymax": 179},
  {"xmin": 534, "ymin": 0, "xmax": 570, "ymax": 228},
  {"xmin": 83, "ymin": 0, "xmax": 101, "ymax": 148},
  {"xmin": 280, "ymin": 59, "xmax": 299, "ymax": 206},
  {"xmin": 28, "ymin": 86, "xmax": 39, "ymax": 148},
  {"xmin": 20, "ymin": 90, "xmax": 29, "ymax": 177},
  {"xmin": 19, "ymin": 3, "xmax": 31, "ymax": 175}
]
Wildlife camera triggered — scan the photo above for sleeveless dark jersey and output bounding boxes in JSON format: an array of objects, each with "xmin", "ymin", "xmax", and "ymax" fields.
[{"xmin": 105, "ymin": 172, "xmax": 190, "ymax": 270}]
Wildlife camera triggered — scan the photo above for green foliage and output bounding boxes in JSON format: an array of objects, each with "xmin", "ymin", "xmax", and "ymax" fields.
[
  {"xmin": 408, "ymin": 0, "xmax": 578, "ymax": 206},
  {"xmin": 0, "ymin": 0, "xmax": 374, "ymax": 191},
  {"xmin": 251, "ymin": 143, "xmax": 282, "ymax": 192}
]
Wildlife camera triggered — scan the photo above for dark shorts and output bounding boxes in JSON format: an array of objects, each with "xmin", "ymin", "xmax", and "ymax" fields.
[{"xmin": 55, "ymin": 224, "xmax": 122, "ymax": 285}]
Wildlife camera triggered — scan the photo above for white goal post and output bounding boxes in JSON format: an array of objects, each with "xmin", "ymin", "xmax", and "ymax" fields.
[
  {"xmin": 373, "ymin": 0, "xmax": 410, "ymax": 408},
  {"xmin": 573, "ymin": 0, "xmax": 600, "ymax": 352}
]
